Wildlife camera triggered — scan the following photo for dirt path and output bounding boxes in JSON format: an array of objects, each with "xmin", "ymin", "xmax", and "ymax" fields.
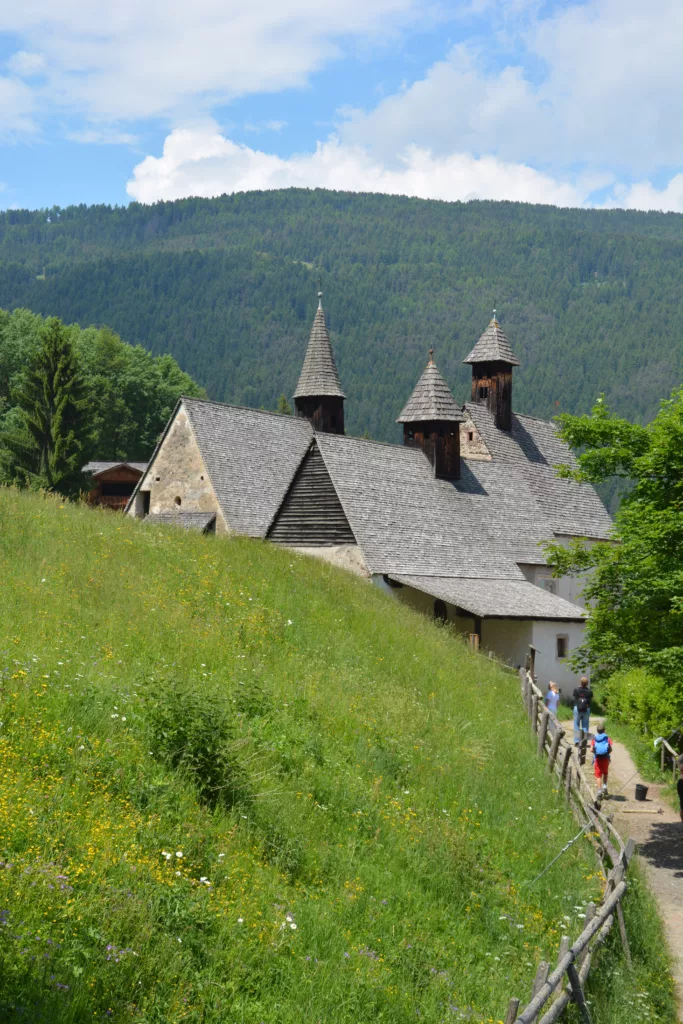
[{"xmin": 589, "ymin": 718, "xmax": 683, "ymax": 1016}]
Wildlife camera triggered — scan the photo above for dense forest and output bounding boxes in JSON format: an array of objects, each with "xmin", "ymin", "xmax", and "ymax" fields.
[
  {"xmin": 0, "ymin": 308, "xmax": 203, "ymax": 489},
  {"xmin": 1, "ymin": 190, "xmax": 682, "ymax": 443}
]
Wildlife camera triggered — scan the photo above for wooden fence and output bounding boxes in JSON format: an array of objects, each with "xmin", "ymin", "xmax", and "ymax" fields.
[{"xmin": 504, "ymin": 670, "xmax": 634, "ymax": 1024}]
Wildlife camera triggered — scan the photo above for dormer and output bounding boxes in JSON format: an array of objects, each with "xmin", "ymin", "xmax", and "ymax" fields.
[
  {"xmin": 463, "ymin": 313, "xmax": 520, "ymax": 432},
  {"xmin": 397, "ymin": 351, "xmax": 465, "ymax": 480}
]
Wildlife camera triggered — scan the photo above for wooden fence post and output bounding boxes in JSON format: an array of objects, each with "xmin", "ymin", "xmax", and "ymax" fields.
[
  {"xmin": 560, "ymin": 744, "xmax": 572, "ymax": 781},
  {"xmin": 565, "ymin": 765, "xmax": 572, "ymax": 804},
  {"xmin": 537, "ymin": 711, "xmax": 549, "ymax": 757},
  {"xmin": 578, "ymin": 905, "xmax": 595, "ymax": 966},
  {"xmin": 527, "ymin": 682, "xmax": 534, "ymax": 721},
  {"xmin": 531, "ymin": 694, "xmax": 539, "ymax": 734},
  {"xmin": 579, "ymin": 731, "xmax": 587, "ymax": 766},
  {"xmin": 548, "ymin": 727, "xmax": 564, "ymax": 774},
  {"xmin": 566, "ymin": 962, "xmax": 592, "ymax": 1024},
  {"xmin": 505, "ymin": 997, "xmax": 520, "ymax": 1024}
]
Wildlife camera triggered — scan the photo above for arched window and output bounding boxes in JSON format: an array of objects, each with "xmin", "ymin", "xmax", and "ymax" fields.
[{"xmin": 433, "ymin": 599, "xmax": 447, "ymax": 623}]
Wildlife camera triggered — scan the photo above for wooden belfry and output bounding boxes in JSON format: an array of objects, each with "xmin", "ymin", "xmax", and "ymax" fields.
[
  {"xmin": 397, "ymin": 349, "xmax": 465, "ymax": 480},
  {"xmin": 463, "ymin": 310, "xmax": 521, "ymax": 432}
]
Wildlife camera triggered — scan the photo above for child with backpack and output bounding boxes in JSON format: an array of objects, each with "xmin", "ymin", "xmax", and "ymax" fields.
[{"xmin": 591, "ymin": 722, "xmax": 612, "ymax": 796}]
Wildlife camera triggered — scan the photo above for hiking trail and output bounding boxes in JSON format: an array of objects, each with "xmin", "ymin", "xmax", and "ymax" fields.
[{"xmin": 590, "ymin": 718, "xmax": 683, "ymax": 1017}]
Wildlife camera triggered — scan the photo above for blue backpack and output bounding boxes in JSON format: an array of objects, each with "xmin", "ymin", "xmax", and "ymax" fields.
[{"xmin": 594, "ymin": 733, "xmax": 610, "ymax": 757}]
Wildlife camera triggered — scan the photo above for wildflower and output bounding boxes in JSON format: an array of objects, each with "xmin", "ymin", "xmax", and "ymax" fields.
[
  {"xmin": 287, "ymin": 620, "xmax": 293, "ymax": 625},
  {"xmin": 290, "ymin": 923, "xmax": 297, "ymax": 930},
  {"xmin": 237, "ymin": 918, "xmax": 244, "ymax": 924},
  {"xmin": 121, "ymin": 716, "xmax": 126, "ymax": 722},
  {"xmin": 175, "ymin": 852, "xmax": 183, "ymax": 858}
]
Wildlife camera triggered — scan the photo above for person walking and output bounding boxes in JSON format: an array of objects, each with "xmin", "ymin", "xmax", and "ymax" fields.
[
  {"xmin": 591, "ymin": 721, "xmax": 612, "ymax": 796},
  {"xmin": 545, "ymin": 682, "xmax": 560, "ymax": 714},
  {"xmin": 572, "ymin": 676, "xmax": 593, "ymax": 745}
]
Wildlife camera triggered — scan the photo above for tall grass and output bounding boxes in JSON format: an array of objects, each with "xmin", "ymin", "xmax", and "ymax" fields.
[{"xmin": 0, "ymin": 489, "xmax": 674, "ymax": 1023}]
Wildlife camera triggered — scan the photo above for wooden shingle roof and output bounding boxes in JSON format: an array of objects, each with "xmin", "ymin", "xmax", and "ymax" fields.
[
  {"xmin": 293, "ymin": 300, "xmax": 345, "ymax": 399},
  {"xmin": 463, "ymin": 317, "xmax": 521, "ymax": 366},
  {"xmin": 465, "ymin": 403, "xmax": 613, "ymax": 540},
  {"xmin": 387, "ymin": 576, "xmax": 587, "ymax": 620},
  {"xmin": 396, "ymin": 359, "xmax": 466, "ymax": 424}
]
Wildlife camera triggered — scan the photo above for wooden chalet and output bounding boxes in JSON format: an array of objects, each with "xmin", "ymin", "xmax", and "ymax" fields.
[
  {"xmin": 83, "ymin": 461, "xmax": 148, "ymax": 510},
  {"xmin": 126, "ymin": 298, "xmax": 613, "ymax": 686}
]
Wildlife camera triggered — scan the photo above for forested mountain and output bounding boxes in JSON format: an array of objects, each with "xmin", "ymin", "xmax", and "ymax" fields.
[{"xmin": 1, "ymin": 190, "xmax": 682, "ymax": 443}]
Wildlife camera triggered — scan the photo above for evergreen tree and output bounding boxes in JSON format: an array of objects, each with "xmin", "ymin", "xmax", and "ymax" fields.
[
  {"xmin": 3, "ymin": 317, "xmax": 92, "ymax": 493},
  {"xmin": 276, "ymin": 393, "xmax": 293, "ymax": 415}
]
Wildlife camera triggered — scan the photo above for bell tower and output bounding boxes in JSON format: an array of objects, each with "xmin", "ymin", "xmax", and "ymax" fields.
[
  {"xmin": 293, "ymin": 292, "xmax": 345, "ymax": 434},
  {"xmin": 397, "ymin": 351, "xmax": 465, "ymax": 480},
  {"xmin": 463, "ymin": 311, "xmax": 520, "ymax": 432}
]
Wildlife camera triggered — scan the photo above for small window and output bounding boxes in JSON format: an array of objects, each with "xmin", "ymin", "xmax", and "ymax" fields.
[
  {"xmin": 434, "ymin": 599, "xmax": 447, "ymax": 623},
  {"xmin": 174, "ymin": 496, "xmax": 182, "ymax": 506},
  {"xmin": 467, "ymin": 431, "xmax": 474, "ymax": 442},
  {"xmin": 155, "ymin": 475, "xmax": 161, "ymax": 482},
  {"xmin": 200, "ymin": 475, "xmax": 204, "ymax": 481},
  {"xmin": 556, "ymin": 635, "xmax": 569, "ymax": 660},
  {"xmin": 478, "ymin": 386, "xmax": 489, "ymax": 399}
]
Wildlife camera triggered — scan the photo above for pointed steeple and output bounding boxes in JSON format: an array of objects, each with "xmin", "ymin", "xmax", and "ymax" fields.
[
  {"xmin": 294, "ymin": 292, "xmax": 345, "ymax": 434},
  {"xmin": 397, "ymin": 350, "xmax": 466, "ymax": 425},
  {"xmin": 464, "ymin": 312, "xmax": 519, "ymax": 431},
  {"xmin": 463, "ymin": 313, "xmax": 520, "ymax": 366},
  {"xmin": 397, "ymin": 351, "xmax": 464, "ymax": 480}
]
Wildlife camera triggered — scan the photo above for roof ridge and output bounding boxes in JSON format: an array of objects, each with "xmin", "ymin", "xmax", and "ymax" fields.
[{"xmin": 182, "ymin": 396, "xmax": 306, "ymax": 422}]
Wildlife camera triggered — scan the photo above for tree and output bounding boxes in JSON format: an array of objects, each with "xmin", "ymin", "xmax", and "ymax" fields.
[
  {"xmin": 1, "ymin": 317, "xmax": 92, "ymax": 494},
  {"xmin": 276, "ymin": 393, "xmax": 292, "ymax": 416},
  {"xmin": 545, "ymin": 390, "xmax": 683, "ymax": 688}
]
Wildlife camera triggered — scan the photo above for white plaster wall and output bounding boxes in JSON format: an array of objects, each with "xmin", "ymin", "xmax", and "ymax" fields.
[
  {"xmin": 531, "ymin": 620, "xmax": 586, "ymax": 694},
  {"xmin": 128, "ymin": 405, "xmax": 229, "ymax": 533},
  {"xmin": 481, "ymin": 618, "xmax": 533, "ymax": 670},
  {"xmin": 518, "ymin": 563, "xmax": 590, "ymax": 609},
  {"xmin": 371, "ymin": 577, "xmax": 475, "ymax": 638}
]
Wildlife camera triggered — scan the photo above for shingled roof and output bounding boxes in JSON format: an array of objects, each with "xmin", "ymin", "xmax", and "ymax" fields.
[
  {"xmin": 463, "ymin": 317, "xmax": 521, "ymax": 366},
  {"xmin": 386, "ymin": 576, "xmax": 587, "ymax": 621},
  {"xmin": 293, "ymin": 298, "xmax": 345, "ymax": 399},
  {"xmin": 83, "ymin": 461, "xmax": 148, "ymax": 476},
  {"xmin": 396, "ymin": 358, "xmax": 466, "ymax": 423},
  {"xmin": 465, "ymin": 403, "xmax": 613, "ymax": 540}
]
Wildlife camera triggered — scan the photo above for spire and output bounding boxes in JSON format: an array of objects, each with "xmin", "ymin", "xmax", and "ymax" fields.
[
  {"xmin": 397, "ymin": 354, "xmax": 465, "ymax": 424},
  {"xmin": 293, "ymin": 297, "xmax": 345, "ymax": 400},
  {"xmin": 463, "ymin": 313, "xmax": 520, "ymax": 366}
]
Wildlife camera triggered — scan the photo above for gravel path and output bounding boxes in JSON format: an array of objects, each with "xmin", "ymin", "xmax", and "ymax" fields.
[{"xmin": 589, "ymin": 718, "xmax": 683, "ymax": 1017}]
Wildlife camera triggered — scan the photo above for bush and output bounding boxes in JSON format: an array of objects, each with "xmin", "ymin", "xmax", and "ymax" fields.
[
  {"xmin": 602, "ymin": 667, "xmax": 683, "ymax": 737},
  {"xmin": 147, "ymin": 684, "xmax": 250, "ymax": 810}
]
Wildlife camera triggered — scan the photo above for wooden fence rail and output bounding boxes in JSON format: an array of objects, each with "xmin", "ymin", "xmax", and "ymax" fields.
[{"xmin": 504, "ymin": 669, "xmax": 634, "ymax": 1024}]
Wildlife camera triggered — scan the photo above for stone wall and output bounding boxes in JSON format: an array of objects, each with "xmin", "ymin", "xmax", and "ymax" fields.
[
  {"xmin": 129, "ymin": 405, "xmax": 228, "ymax": 532},
  {"xmin": 459, "ymin": 416, "xmax": 492, "ymax": 461}
]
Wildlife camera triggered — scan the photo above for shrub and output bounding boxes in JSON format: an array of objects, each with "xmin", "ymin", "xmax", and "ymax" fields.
[
  {"xmin": 147, "ymin": 683, "xmax": 250, "ymax": 810},
  {"xmin": 602, "ymin": 667, "xmax": 683, "ymax": 737}
]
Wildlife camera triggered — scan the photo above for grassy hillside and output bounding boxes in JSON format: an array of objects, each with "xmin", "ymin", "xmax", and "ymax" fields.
[
  {"xmin": 1, "ymin": 191, "xmax": 683, "ymax": 442},
  {"xmin": 0, "ymin": 489, "xmax": 673, "ymax": 1023}
]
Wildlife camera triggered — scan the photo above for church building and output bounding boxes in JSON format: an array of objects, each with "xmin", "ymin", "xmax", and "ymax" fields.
[{"xmin": 126, "ymin": 294, "xmax": 612, "ymax": 686}]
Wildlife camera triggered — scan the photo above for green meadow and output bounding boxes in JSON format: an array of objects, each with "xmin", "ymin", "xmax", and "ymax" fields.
[{"xmin": 0, "ymin": 489, "xmax": 673, "ymax": 1023}]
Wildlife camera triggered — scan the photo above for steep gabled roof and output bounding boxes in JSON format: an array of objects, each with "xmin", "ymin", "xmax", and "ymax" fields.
[
  {"xmin": 396, "ymin": 359, "xmax": 466, "ymax": 423},
  {"xmin": 463, "ymin": 317, "xmax": 521, "ymax": 366},
  {"xmin": 183, "ymin": 399, "xmax": 314, "ymax": 537},
  {"xmin": 293, "ymin": 299, "xmax": 345, "ymax": 399}
]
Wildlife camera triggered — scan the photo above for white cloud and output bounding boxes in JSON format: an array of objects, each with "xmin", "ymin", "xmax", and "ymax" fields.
[
  {"xmin": 341, "ymin": 0, "xmax": 683, "ymax": 175},
  {"xmin": 603, "ymin": 175, "xmax": 683, "ymax": 214},
  {"xmin": 1, "ymin": 0, "xmax": 417, "ymax": 122},
  {"xmin": 0, "ymin": 75, "xmax": 37, "ymax": 136},
  {"xmin": 126, "ymin": 125, "xmax": 589, "ymax": 206},
  {"xmin": 127, "ymin": 125, "xmax": 683, "ymax": 212},
  {"xmin": 65, "ymin": 128, "xmax": 138, "ymax": 146},
  {"xmin": 6, "ymin": 51, "xmax": 45, "ymax": 77}
]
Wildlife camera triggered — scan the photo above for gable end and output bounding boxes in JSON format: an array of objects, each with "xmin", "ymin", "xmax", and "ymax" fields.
[{"xmin": 268, "ymin": 443, "xmax": 356, "ymax": 546}]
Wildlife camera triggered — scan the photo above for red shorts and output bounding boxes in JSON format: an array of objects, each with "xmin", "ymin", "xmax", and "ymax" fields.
[{"xmin": 594, "ymin": 756, "xmax": 609, "ymax": 780}]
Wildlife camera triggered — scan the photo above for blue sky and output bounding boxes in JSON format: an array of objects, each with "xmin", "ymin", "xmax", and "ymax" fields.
[{"xmin": 1, "ymin": 0, "xmax": 682, "ymax": 212}]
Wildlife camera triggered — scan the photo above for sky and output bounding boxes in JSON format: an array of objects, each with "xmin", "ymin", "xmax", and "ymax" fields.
[{"xmin": 1, "ymin": 0, "xmax": 682, "ymax": 212}]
